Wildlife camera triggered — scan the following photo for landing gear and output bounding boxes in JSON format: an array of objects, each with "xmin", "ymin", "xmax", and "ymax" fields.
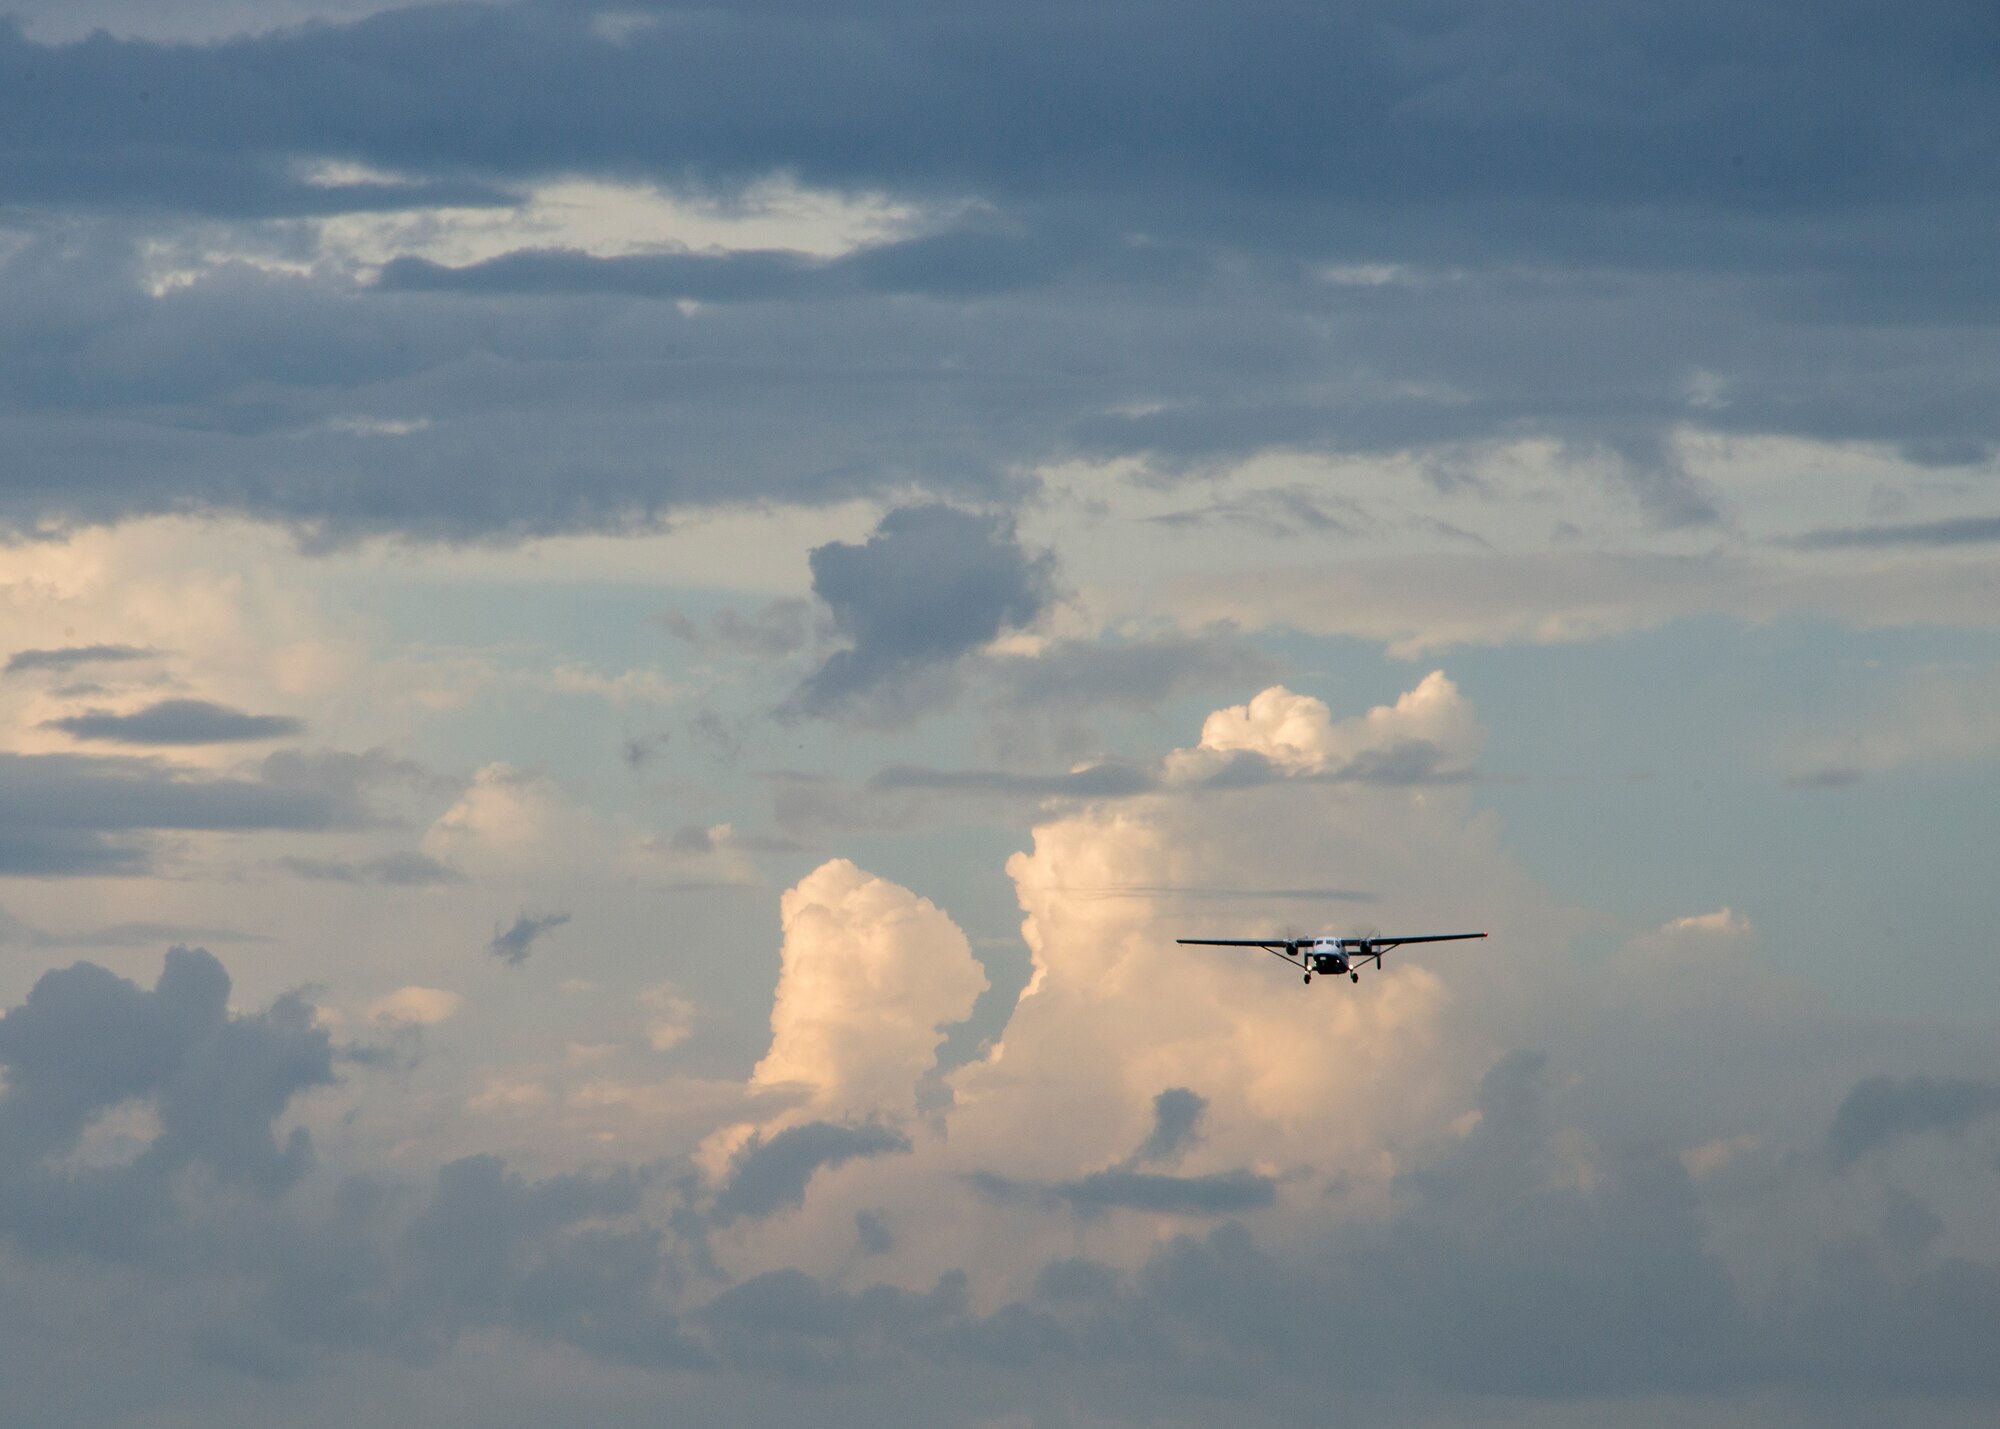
[
  {"xmin": 1302, "ymin": 972, "xmax": 1312, "ymax": 985},
  {"xmin": 1351, "ymin": 971, "xmax": 1360, "ymax": 983}
]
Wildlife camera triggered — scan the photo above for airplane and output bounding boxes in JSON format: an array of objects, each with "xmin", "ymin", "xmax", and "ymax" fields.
[{"xmin": 1176, "ymin": 932, "xmax": 1487, "ymax": 984}]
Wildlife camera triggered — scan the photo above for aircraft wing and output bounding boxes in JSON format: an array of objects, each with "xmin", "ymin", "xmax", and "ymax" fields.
[
  {"xmin": 1358, "ymin": 933, "xmax": 1486, "ymax": 947},
  {"xmin": 1176, "ymin": 938, "xmax": 1306, "ymax": 967}
]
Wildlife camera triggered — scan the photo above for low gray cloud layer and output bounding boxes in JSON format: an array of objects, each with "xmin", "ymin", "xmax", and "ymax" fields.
[{"xmin": 0, "ymin": 944, "xmax": 1997, "ymax": 1423}]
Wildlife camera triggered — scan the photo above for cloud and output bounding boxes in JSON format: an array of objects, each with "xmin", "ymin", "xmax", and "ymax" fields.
[
  {"xmin": 0, "ymin": 750, "xmax": 374, "ymax": 875},
  {"xmin": 1781, "ymin": 668, "xmax": 2000, "ymax": 783},
  {"xmin": 972, "ymin": 1166, "xmax": 1276, "ymax": 1219},
  {"xmin": 42, "ymin": 697, "xmax": 305, "ymax": 745},
  {"xmin": 1181, "ymin": 675, "xmax": 1483, "ymax": 778},
  {"xmin": 378, "ymin": 247, "xmax": 826, "ymax": 303},
  {"xmin": 660, "ymin": 599, "xmax": 820, "ymax": 660},
  {"xmin": 638, "ymin": 982, "xmax": 697, "ymax": 1054},
  {"xmin": 0, "ymin": 909, "xmax": 271, "ymax": 948},
  {"xmin": 712, "ymin": 1121, "xmax": 913, "ymax": 1226},
  {"xmin": 1129, "ymin": 1087, "xmax": 1207, "ymax": 1167},
  {"xmin": 0, "ymin": 3, "xmax": 1990, "ymax": 558},
  {"xmin": 1146, "ymin": 483, "xmax": 1367, "ymax": 538},
  {"xmin": 2, "ymin": 656, "xmax": 2000, "ymax": 1420},
  {"xmin": 970, "ymin": 631, "xmax": 1284, "ymax": 758},
  {"xmin": 379, "ymin": 225, "xmax": 1196, "ymax": 306},
  {"xmin": 790, "ymin": 505, "xmax": 1057, "ymax": 721},
  {"xmin": 277, "ymin": 850, "xmax": 463, "ymax": 885},
  {"xmin": 1880, "ymin": 1184, "xmax": 1945, "ymax": 1259},
  {"xmin": 424, "ymin": 763, "xmax": 759, "ymax": 888},
  {"xmin": 1786, "ymin": 515, "xmax": 2000, "ymax": 550},
  {"xmin": 866, "ymin": 761, "xmax": 1158, "ymax": 801},
  {"xmin": 490, "ymin": 910, "xmax": 570, "ymax": 967},
  {"xmin": 854, "ymin": 1209, "xmax": 894, "ymax": 1256},
  {"xmin": 1, "ymin": 2, "xmax": 1987, "ymax": 252},
  {"xmin": 1826, "ymin": 1074, "xmax": 2000, "ymax": 1170},
  {"xmin": 4, "ymin": 643, "xmax": 157, "ymax": 675},
  {"xmin": 0, "ymin": 946, "xmax": 333, "ymax": 1258},
  {"xmin": 750, "ymin": 859, "xmax": 988, "ymax": 1124},
  {"xmin": 803, "ymin": 675, "xmax": 1482, "ymax": 837},
  {"xmin": 981, "ymin": 634, "xmax": 1280, "ymax": 713},
  {"xmin": 697, "ymin": 1266, "xmax": 966, "ymax": 1384},
  {"xmin": 1172, "ymin": 548, "xmax": 2000, "ymax": 658},
  {"xmin": 366, "ymin": 986, "xmax": 463, "ymax": 1027},
  {"xmin": 189, "ymin": 1142, "xmax": 701, "ymax": 1380}
]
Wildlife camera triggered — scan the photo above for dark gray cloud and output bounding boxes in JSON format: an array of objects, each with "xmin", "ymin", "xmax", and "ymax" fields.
[
  {"xmin": 791, "ymin": 505, "xmax": 1056, "ymax": 719},
  {"xmin": 0, "ymin": 2, "xmax": 1990, "ymax": 546},
  {"xmin": 3, "ymin": 2, "xmax": 1990, "ymax": 237},
  {"xmin": 1147, "ymin": 484, "xmax": 1367, "ymax": 538},
  {"xmin": 489, "ymin": 910, "xmax": 570, "ymax": 966},
  {"xmin": 1786, "ymin": 515, "xmax": 2000, "ymax": 550},
  {"xmin": 1826, "ymin": 1074, "xmax": 2000, "ymax": 1170},
  {"xmin": 959, "ymin": 1050, "xmax": 1749, "ymax": 1397},
  {"xmin": 970, "ymin": 1167, "xmax": 1277, "ymax": 1220},
  {"xmin": 4, "ymin": 643, "xmax": 157, "ymax": 675},
  {"xmin": 203, "ymin": 1151, "xmax": 703, "ymax": 1378},
  {"xmin": 1059, "ymin": 1169, "xmax": 1276, "ymax": 1218},
  {"xmin": 256, "ymin": 745, "xmax": 433, "ymax": 804},
  {"xmin": 854, "ymin": 1209, "xmax": 894, "ymax": 1257},
  {"xmin": 378, "ymin": 247, "xmax": 821, "ymax": 302},
  {"xmin": 378, "ymin": 225, "xmax": 1202, "ymax": 304},
  {"xmin": 699, "ymin": 1266, "xmax": 967, "ymax": 1384},
  {"xmin": 0, "ymin": 947, "xmax": 333, "ymax": 1260},
  {"xmin": 712, "ymin": 1121, "xmax": 912, "ymax": 1226},
  {"xmin": 276, "ymin": 850, "xmax": 462, "ymax": 885},
  {"xmin": 1129, "ymin": 1088, "xmax": 1206, "ymax": 1168},
  {"xmin": 1880, "ymin": 1185, "xmax": 1945, "ymax": 1260},
  {"xmin": 0, "ymin": 750, "xmax": 375, "ymax": 875},
  {"xmin": 43, "ymin": 697, "xmax": 305, "ymax": 745}
]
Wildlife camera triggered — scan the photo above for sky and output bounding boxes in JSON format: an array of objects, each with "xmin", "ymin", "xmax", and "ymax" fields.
[{"xmin": 2, "ymin": 2, "xmax": 1999, "ymax": 1424}]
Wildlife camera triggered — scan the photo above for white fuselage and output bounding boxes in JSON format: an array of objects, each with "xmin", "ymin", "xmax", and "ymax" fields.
[{"xmin": 1306, "ymin": 938, "xmax": 1350, "ymax": 975}]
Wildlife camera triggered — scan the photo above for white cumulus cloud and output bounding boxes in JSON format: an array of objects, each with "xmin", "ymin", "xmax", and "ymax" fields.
[{"xmin": 750, "ymin": 859, "xmax": 989, "ymax": 1124}]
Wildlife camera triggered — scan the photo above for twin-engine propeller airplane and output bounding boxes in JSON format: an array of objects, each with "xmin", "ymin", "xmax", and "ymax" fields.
[{"xmin": 1176, "ymin": 932, "xmax": 1487, "ymax": 984}]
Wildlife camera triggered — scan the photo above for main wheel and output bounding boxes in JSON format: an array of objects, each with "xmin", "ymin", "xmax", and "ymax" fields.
[
  {"xmin": 1350, "ymin": 971, "xmax": 1359, "ymax": 982},
  {"xmin": 1303, "ymin": 972, "xmax": 1311, "ymax": 985}
]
